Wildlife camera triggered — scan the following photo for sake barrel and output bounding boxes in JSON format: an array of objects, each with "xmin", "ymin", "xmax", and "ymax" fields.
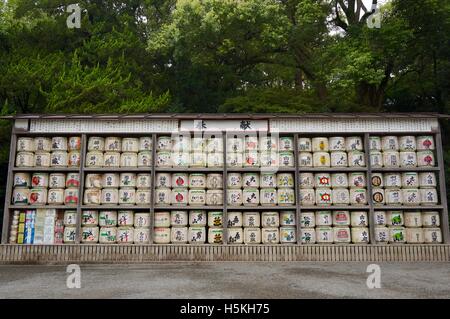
[
  {"xmin": 189, "ymin": 210, "xmax": 207, "ymax": 226},
  {"xmin": 299, "ymin": 189, "xmax": 315, "ymax": 206},
  {"xmin": 259, "ymin": 136, "xmax": 278, "ymax": 151},
  {"xmin": 280, "ymin": 227, "xmax": 297, "ymax": 244},
  {"xmin": 383, "ymin": 151, "xmax": 400, "ymax": 168},
  {"xmin": 28, "ymin": 188, "xmax": 47, "ymax": 205},
  {"xmin": 47, "ymin": 189, "xmax": 64, "ymax": 205},
  {"xmin": 333, "ymin": 226, "xmax": 351, "ymax": 243},
  {"xmin": 416, "ymin": 136, "xmax": 435, "ymax": 151},
  {"xmin": 120, "ymin": 152, "xmax": 138, "ymax": 167},
  {"xmin": 349, "ymin": 172, "xmax": 366, "ymax": 188},
  {"xmin": 206, "ymin": 173, "xmax": 223, "ymax": 189},
  {"xmin": 330, "ymin": 151, "xmax": 348, "ymax": 167},
  {"xmin": 138, "ymin": 151, "xmax": 152, "ymax": 167},
  {"xmin": 313, "ymin": 152, "xmax": 330, "ymax": 167},
  {"xmin": 279, "ymin": 137, "xmax": 294, "ymax": 151},
  {"xmin": 12, "ymin": 187, "xmax": 29, "ymax": 205},
  {"xmin": 85, "ymin": 151, "xmax": 103, "ymax": 168},
  {"xmin": 99, "ymin": 227, "xmax": 117, "ymax": 244},
  {"xmin": 329, "ymin": 137, "xmax": 346, "ymax": 151},
  {"xmin": 82, "ymin": 210, "xmax": 99, "ymax": 226},
  {"xmin": 422, "ymin": 211, "xmax": 440, "ymax": 227},
  {"xmin": 331, "ymin": 173, "xmax": 348, "ymax": 188},
  {"xmin": 16, "ymin": 152, "xmax": 34, "ymax": 167},
  {"xmin": 139, "ymin": 137, "xmax": 153, "ymax": 151},
  {"xmin": 374, "ymin": 226, "xmax": 389, "ymax": 243},
  {"xmin": 351, "ymin": 211, "xmax": 368, "ymax": 227},
  {"xmin": 208, "ymin": 228, "xmax": 223, "ymax": 244},
  {"xmin": 298, "ymin": 138, "xmax": 312, "ymax": 151},
  {"xmin": 314, "ymin": 173, "xmax": 331, "ymax": 188},
  {"xmin": 279, "ymin": 152, "xmax": 294, "ymax": 167},
  {"xmin": 389, "ymin": 227, "xmax": 406, "ymax": 243},
  {"xmin": 135, "ymin": 189, "xmax": 151, "ymax": 205},
  {"xmin": 399, "ymin": 136, "xmax": 417, "ymax": 151},
  {"xmin": 244, "ymin": 136, "xmax": 258, "ymax": 151},
  {"xmin": 243, "ymin": 188, "xmax": 259, "ymax": 206},
  {"xmin": 243, "ymin": 151, "xmax": 259, "ymax": 167},
  {"xmin": 260, "ymin": 188, "xmax": 277, "ymax": 206},
  {"xmin": 50, "ymin": 137, "xmax": 67, "ymax": 151},
  {"xmin": 84, "ymin": 174, "xmax": 101, "ymax": 189},
  {"xmin": 49, "ymin": 173, "xmax": 65, "ymax": 188},
  {"xmin": 316, "ymin": 188, "xmax": 332, "ymax": 205},
  {"xmin": 387, "ymin": 211, "xmax": 404, "ymax": 226},
  {"xmin": 312, "ymin": 137, "xmax": 329, "ymax": 152},
  {"xmin": 105, "ymin": 137, "xmax": 121, "ymax": 151},
  {"xmin": 258, "ymin": 173, "xmax": 275, "ymax": 188},
  {"xmin": 243, "ymin": 212, "xmax": 260, "ymax": 227},
  {"xmin": 81, "ymin": 227, "xmax": 99, "ymax": 243},
  {"xmin": 401, "ymin": 172, "xmax": 419, "ymax": 188},
  {"xmin": 64, "ymin": 188, "xmax": 79, "ymax": 205},
  {"xmin": 172, "ymin": 173, "xmax": 188, "ymax": 188},
  {"xmin": 191, "ymin": 152, "xmax": 207, "ymax": 167},
  {"xmin": 88, "ymin": 137, "xmax": 105, "ymax": 151},
  {"xmin": 402, "ymin": 189, "xmax": 420, "ymax": 206},
  {"xmin": 300, "ymin": 228, "xmax": 316, "ymax": 244},
  {"xmin": 63, "ymin": 211, "xmax": 77, "ymax": 226},
  {"xmin": 157, "ymin": 136, "xmax": 172, "ymax": 151},
  {"xmin": 34, "ymin": 152, "xmax": 51, "ymax": 167},
  {"xmin": 227, "ymin": 189, "xmax": 243, "ymax": 206},
  {"xmin": 13, "ymin": 173, "xmax": 30, "ymax": 187},
  {"xmin": 31, "ymin": 173, "xmax": 49, "ymax": 188},
  {"xmin": 155, "ymin": 173, "xmax": 171, "ymax": 188},
  {"xmin": 34, "ymin": 137, "xmax": 51, "ymax": 152},
  {"xmin": 316, "ymin": 227, "xmax": 333, "ymax": 244},
  {"xmin": 261, "ymin": 212, "xmax": 280, "ymax": 227},
  {"xmin": 206, "ymin": 137, "xmax": 223, "ymax": 153},
  {"xmin": 280, "ymin": 211, "xmax": 296, "ymax": 226},
  {"xmin": 63, "ymin": 227, "xmax": 77, "ymax": 243},
  {"xmin": 121, "ymin": 138, "xmax": 139, "ymax": 153},
  {"xmin": 373, "ymin": 211, "xmax": 387, "ymax": 226},
  {"xmin": 228, "ymin": 227, "xmax": 244, "ymax": 244},
  {"xmin": 119, "ymin": 188, "xmax": 136, "ymax": 205},
  {"xmin": 189, "ymin": 189, "xmax": 206, "ymax": 206},
  {"xmin": 100, "ymin": 173, "xmax": 118, "ymax": 188},
  {"xmin": 172, "ymin": 152, "xmax": 191, "ymax": 167},
  {"xmin": 299, "ymin": 173, "xmax": 314, "ymax": 188},
  {"xmin": 370, "ymin": 151, "xmax": 383, "ymax": 168},
  {"xmin": 333, "ymin": 211, "xmax": 350, "ymax": 226},
  {"xmin": 99, "ymin": 211, "xmax": 118, "ymax": 227},
  {"xmin": 400, "ymin": 151, "xmax": 417, "ymax": 168},
  {"xmin": 332, "ymin": 189, "xmax": 349, "ymax": 205},
  {"xmin": 260, "ymin": 151, "xmax": 279, "ymax": 167},
  {"xmin": 189, "ymin": 227, "xmax": 206, "ymax": 244},
  {"xmin": 153, "ymin": 227, "xmax": 171, "ymax": 244},
  {"xmin": 208, "ymin": 211, "xmax": 223, "ymax": 227},
  {"xmin": 300, "ymin": 212, "xmax": 315, "ymax": 228},
  {"xmin": 242, "ymin": 173, "xmax": 259, "ymax": 188},
  {"xmin": 244, "ymin": 228, "xmax": 261, "ymax": 244},
  {"xmin": 226, "ymin": 173, "xmax": 242, "ymax": 189},
  {"xmin": 119, "ymin": 173, "xmax": 136, "ymax": 187},
  {"xmin": 101, "ymin": 188, "xmax": 119, "ymax": 205},
  {"xmin": 385, "ymin": 189, "xmax": 402, "ymax": 205},
  {"xmin": 156, "ymin": 151, "xmax": 171, "ymax": 167},
  {"xmin": 372, "ymin": 188, "xmax": 385, "ymax": 205},
  {"xmin": 371, "ymin": 173, "xmax": 383, "ymax": 188},
  {"xmin": 17, "ymin": 137, "xmax": 34, "ymax": 152},
  {"xmin": 298, "ymin": 152, "xmax": 313, "ymax": 167},
  {"xmin": 382, "ymin": 136, "xmax": 399, "ymax": 151},
  {"xmin": 369, "ymin": 136, "xmax": 381, "ymax": 151},
  {"xmin": 262, "ymin": 227, "xmax": 280, "ymax": 244},
  {"xmin": 227, "ymin": 211, "xmax": 243, "ymax": 227},
  {"xmin": 171, "ymin": 210, "xmax": 188, "ymax": 226},
  {"xmin": 227, "ymin": 136, "xmax": 244, "ymax": 153},
  {"xmin": 348, "ymin": 151, "xmax": 365, "ymax": 167},
  {"xmin": 406, "ymin": 228, "xmax": 424, "ymax": 244},
  {"xmin": 351, "ymin": 227, "xmax": 370, "ymax": 244},
  {"xmin": 189, "ymin": 174, "xmax": 206, "ymax": 189},
  {"xmin": 117, "ymin": 211, "xmax": 134, "ymax": 226},
  {"xmin": 419, "ymin": 172, "xmax": 436, "ymax": 187},
  {"xmin": 277, "ymin": 173, "xmax": 294, "ymax": 188},
  {"xmin": 417, "ymin": 151, "xmax": 435, "ymax": 167},
  {"xmin": 171, "ymin": 188, "xmax": 188, "ymax": 206},
  {"xmin": 103, "ymin": 152, "xmax": 120, "ymax": 167},
  {"xmin": 134, "ymin": 228, "xmax": 150, "ymax": 244},
  {"xmin": 206, "ymin": 190, "xmax": 223, "ymax": 206},
  {"xmin": 423, "ymin": 228, "xmax": 442, "ymax": 243},
  {"xmin": 384, "ymin": 173, "xmax": 401, "ymax": 188},
  {"xmin": 404, "ymin": 212, "xmax": 422, "ymax": 227},
  {"xmin": 171, "ymin": 227, "xmax": 188, "ymax": 244},
  {"xmin": 420, "ymin": 188, "xmax": 438, "ymax": 205},
  {"xmin": 315, "ymin": 211, "xmax": 332, "ymax": 226},
  {"xmin": 226, "ymin": 152, "xmax": 243, "ymax": 167},
  {"xmin": 117, "ymin": 227, "xmax": 134, "ymax": 244},
  {"xmin": 346, "ymin": 136, "xmax": 364, "ymax": 151}
]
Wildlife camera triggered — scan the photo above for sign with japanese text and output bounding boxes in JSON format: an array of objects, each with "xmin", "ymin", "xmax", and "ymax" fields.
[{"xmin": 180, "ymin": 120, "xmax": 268, "ymax": 132}]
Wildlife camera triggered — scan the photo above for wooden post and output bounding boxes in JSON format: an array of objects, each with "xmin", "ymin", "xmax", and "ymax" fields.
[
  {"xmin": 1, "ymin": 129, "xmax": 17, "ymax": 244},
  {"xmin": 364, "ymin": 133, "xmax": 376, "ymax": 244},
  {"xmin": 222, "ymin": 131, "xmax": 228, "ymax": 245},
  {"xmin": 435, "ymin": 127, "xmax": 450, "ymax": 244},
  {"xmin": 75, "ymin": 134, "xmax": 87, "ymax": 244},
  {"xmin": 294, "ymin": 133, "xmax": 302, "ymax": 244},
  {"xmin": 149, "ymin": 134, "xmax": 157, "ymax": 244}
]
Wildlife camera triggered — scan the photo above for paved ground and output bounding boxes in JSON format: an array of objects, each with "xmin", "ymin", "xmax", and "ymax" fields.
[{"xmin": 0, "ymin": 262, "xmax": 449, "ymax": 299}]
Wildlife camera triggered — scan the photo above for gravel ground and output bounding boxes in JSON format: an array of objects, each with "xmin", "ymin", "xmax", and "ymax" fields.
[{"xmin": 0, "ymin": 262, "xmax": 449, "ymax": 299}]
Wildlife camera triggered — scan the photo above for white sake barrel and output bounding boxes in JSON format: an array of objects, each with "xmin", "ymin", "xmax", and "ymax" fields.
[
  {"xmin": 260, "ymin": 151, "xmax": 279, "ymax": 167},
  {"xmin": 88, "ymin": 137, "xmax": 105, "ymax": 151},
  {"xmin": 119, "ymin": 188, "xmax": 136, "ymax": 205},
  {"xmin": 227, "ymin": 211, "xmax": 243, "ymax": 227},
  {"xmin": 346, "ymin": 136, "xmax": 364, "ymax": 151},
  {"xmin": 299, "ymin": 173, "xmax": 314, "ymax": 188},
  {"xmin": 279, "ymin": 137, "xmax": 294, "ymax": 151},
  {"xmin": 34, "ymin": 152, "xmax": 51, "ymax": 167},
  {"xmin": 139, "ymin": 137, "xmax": 152, "ymax": 151},
  {"xmin": 82, "ymin": 210, "xmax": 99, "ymax": 226},
  {"xmin": 171, "ymin": 210, "xmax": 188, "ymax": 226},
  {"xmin": 120, "ymin": 173, "xmax": 136, "ymax": 187},
  {"xmin": 101, "ymin": 173, "xmax": 119, "ymax": 188},
  {"xmin": 227, "ymin": 136, "xmax": 244, "ymax": 153},
  {"xmin": 330, "ymin": 151, "xmax": 348, "ymax": 167},
  {"xmin": 299, "ymin": 189, "xmax": 315, "ymax": 206},
  {"xmin": 31, "ymin": 173, "xmax": 49, "ymax": 188},
  {"xmin": 63, "ymin": 211, "xmax": 77, "ymax": 226},
  {"xmin": 279, "ymin": 151, "xmax": 294, "ymax": 167},
  {"xmin": 121, "ymin": 138, "xmax": 139, "ymax": 153},
  {"xmin": 171, "ymin": 227, "xmax": 188, "ymax": 243},
  {"xmin": 259, "ymin": 212, "xmax": 278, "ymax": 228},
  {"xmin": 260, "ymin": 188, "xmax": 277, "ymax": 206},
  {"xmin": 156, "ymin": 151, "xmax": 171, "ymax": 167},
  {"xmin": 423, "ymin": 228, "xmax": 442, "ymax": 244},
  {"xmin": 316, "ymin": 188, "xmax": 332, "ymax": 205},
  {"xmin": 314, "ymin": 173, "xmax": 331, "ymax": 188},
  {"xmin": 419, "ymin": 172, "xmax": 436, "ymax": 187},
  {"xmin": 85, "ymin": 174, "xmax": 102, "ymax": 188},
  {"xmin": 117, "ymin": 227, "xmax": 134, "ymax": 244},
  {"xmin": 242, "ymin": 173, "xmax": 259, "ymax": 188},
  {"xmin": 103, "ymin": 152, "xmax": 120, "ymax": 167},
  {"xmin": 298, "ymin": 152, "xmax": 313, "ymax": 167},
  {"xmin": 315, "ymin": 211, "xmax": 332, "ymax": 226},
  {"xmin": 85, "ymin": 151, "xmax": 103, "ymax": 167},
  {"xmin": 374, "ymin": 226, "xmax": 389, "ymax": 243},
  {"xmin": 206, "ymin": 174, "xmax": 223, "ymax": 189},
  {"xmin": 351, "ymin": 211, "xmax": 368, "ymax": 227},
  {"xmin": 369, "ymin": 136, "xmax": 381, "ymax": 151},
  {"xmin": 157, "ymin": 136, "xmax": 172, "ymax": 151},
  {"xmin": 331, "ymin": 173, "xmax": 348, "ymax": 188},
  {"xmin": 84, "ymin": 184, "xmax": 101, "ymax": 200},
  {"xmin": 329, "ymin": 136, "xmax": 346, "ymax": 151},
  {"xmin": 244, "ymin": 136, "xmax": 258, "ymax": 151},
  {"xmin": 243, "ymin": 188, "xmax": 259, "ymax": 206},
  {"xmin": 13, "ymin": 173, "xmax": 30, "ymax": 187},
  {"xmin": 208, "ymin": 211, "xmax": 223, "ymax": 227},
  {"xmin": 34, "ymin": 137, "xmax": 51, "ymax": 152},
  {"xmin": 382, "ymin": 136, "xmax": 399, "ymax": 151},
  {"xmin": 153, "ymin": 227, "xmax": 171, "ymax": 244},
  {"xmin": 422, "ymin": 211, "xmax": 440, "ymax": 227},
  {"xmin": 81, "ymin": 227, "xmax": 99, "ymax": 243},
  {"xmin": 384, "ymin": 173, "xmax": 401, "ymax": 188},
  {"xmin": 301, "ymin": 228, "xmax": 316, "ymax": 244},
  {"xmin": 17, "ymin": 137, "xmax": 34, "ymax": 152},
  {"xmin": 104, "ymin": 137, "xmax": 121, "ymax": 151},
  {"xmin": 300, "ymin": 212, "xmax": 315, "ymax": 228},
  {"xmin": 189, "ymin": 227, "xmax": 206, "ymax": 244},
  {"xmin": 189, "ymin": 210, "xmax": 207, "ymax": 226},
  {"xmin": 63, "ymin": 227, "xmax": 77, "ymax": 243},
  {"xmin": 99, "ymin": 211, "xmax": 118, "ymax": 227},
  {"xmin": 16, "ymin": 152, "xmax": 34, "ymax": 167},
  {"xmin": 417, "ymin": 151, "xmax": 435, "ymax": 167},
  {"xmin": 243, "ymin": 151, "xmax": 259, "ymax": 167},
  {"xmin": 172, "ymin": 152, "xmax": 191, "ymax": 167},
  {"xmin": 280, "ymin": 211, "xmax": 296, "ymax": 226},
  {"xmin": 371, "ymin": 173, "xmax": 383, "ymax": 188},
  {"xmin": 259, "ymin": 136, "xmax": 278, "ymax": 151},
  {"xmin": 402, "ymin": 188, "xmax": 420, "ymax": 206},
  {"xmin": 47, "ymin": 189, "xmax": 64, "ymax": 205},
  {"xmin": 420, "ymin": 188, "xmax": 438, "ymax": 205},
  {"xmin": 389, "ymin": 227, "xmax": 406, "ymax": 243},
  {"xmin": 227, "ymin": 173, "xmax": 242, "ymax": 189},
  {"xmin": 99, "ymin": 227, "xmax": 117, "ymax": 244},
  {"xmin": 333, "ymin": 226, "xmax": 351, "ymax": 243},
  {"xmin": 67, "ymin": 136, "xmax": 81, "ymax": 151},
  {"xmin": 348, "ymin": 151, "xmax": 365, "ymax": 167},
  {"xmin": 331, "ymin": 188, "xmax": 350, "ymax": 205},
  {"xmin": 278, "ymin": 188, "xmax": 295, "ymax": 206},
  {"xmin": 387, "ymin": 211, "xmax": 404, "ymax": 226},
  {"xmin": 228, "ymin": 227, "xmax": 244, "ymax": 244},
  {"xmin": 370, "ymin": 151, "xmax": 383, "ymax": 168},
  {"xmin": 189, "ymin": 174, "xmax": 206, "ymax": 189},
  {"xmin": 206, "ymin": 137, "xmax": 223, "ymax": 153},
  {"xmin": 134, "ymin": 228, "xmax": 150, "ymax": 244},
  {"xmin": 312, "ymin": 137, "xmax": 329, "ymax": 152},
  {"xmin": 244, "ymin": 228, "xmax": 261, "ymax": 244},
  {"xmin": 137, "ymin": 151, "xmax": 152, "ymax": 167},
  {"xmin": 280, "ymin": 227, "xmax": 297, "ymax": 244},
  {"xmin": 101, "ymin": 188, "xmax": 119, "ymax": 205},
  {"xmin": 28, "ymin": 188, "xmax": 47, "ymax": 205},
  {"xmin": 172, "ymin": 173, "xmax": 189, "ymax": 188},
  {"xmin": 351, "ymin": 227, "xmax": 370, "ymax": 244},
  {"xmin": 189, "ymin": 189, "xmax": 206, "ymax": 206},
  {"xmin": 227, "ymin": 189, "xmax": 243, "ymax": 206},
  {"xmin": 120, "ymin": 152, "xmax": 138, "ymax": 167},
  {"xmin": 399, "ymin": 136, "xmax": 416, "ymax": 151},
  {"xmin": 51, "ymin": 137, "xmax": 67, "ymax": 151},
  {"xmin": 404, "ymin": 212, "xmax": 422, "ymax": 227},
  {"xmin": 206, "ymin": 190, "xmax": 223, "ymax": 206},
  {"xmin": 171, "ymin": 188, "xmax": 188, "ymax": 206},
  {"xmin": 226, "ymin": 152, "xmax": 243, "ymax": 167},
  {"xmin": 385, "ymin": 189, "xmax": 402, "ymax": 205},
  {"xmin": 68, "ymin": 151, "xmax": 81, "ymax": 167},
  {"xmin": 298, "ymin": 138, "xmax": 312, "ymax": 151},
  {"xmin": 406, "ymin": 228, "xmax": 424, "ymax": 244},
  {"xmin": 316, "ymin": 227, "xmax": 333, "ymax": 244},
  {"xmin": 243, "ymin": 212, "xmax": 260, "ymax": 227},
  {"xmin": 64, "ymin": 188, "xmax": 79, "ymax": 205},
  {"xmin": 416, "ymin": 136, "xmax": 435, "ymax": 151},
  {"xmin": 12, "ymin": 187, "xmax": 29, "ymax": 205},
  {"xmin": 349, "ymin": 172, "xmax": 366, "ymax": 188},
  {"xmin": 191, "ymin": 138, "xmax": 205, "ymax": 152},
  {"xmin": 400, "ymin": 151, "xmax": 417, "ymax": 168},
  {"xmin": 372, "ymin": 188, "xmax": 385, "ymax": 205},
  {"xmin": 135, "ymin": 189, "xmax": 151, "ymax": 205},
  {"xmin": 313, "ymin": 152, "xmax": 330, "ymax": 167},
  {"xmin": 208, "ymin": 228, "xmax": 223, "ymax": 244},
  {"xmin": 401, "ymin": 172, "xmax": 419, "ymax": 188},
  {"xmin": 117, "ymin": 211, "xmax": 134, "ymax": 226},
  {"xmin": 373, "ymin": 211, "xmax": 387, "ymax": 226},
  {"xmin": 277, "ymin": 173, "xmax": 294, "ymax": 188},
  {"xmin": 155, "ymin": 173, "xmax": 171, "ymax": 188},
  {"xmin": 262, "ymin": 227, "xmax": 279, "ymax": 244},
  {"xmin": 382, "ymin": 151, "xmax": 400, "ymax": 168},
  {"xmin": 332, "ymin": 211, "xmax": 350, "ymax": 226}
]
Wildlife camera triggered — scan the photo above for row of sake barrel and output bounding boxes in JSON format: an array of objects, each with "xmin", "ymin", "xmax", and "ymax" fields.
[
  {"xmin": 85, "ymin": 151, "xmax": 152, "ymax": 168},
  {"xmin": 300, "ymin": 172, "xmax": 366, "ymax": 189},
  {"xmin": 85, "ymin": 173, "xmax": 151, "ymax": 188},
  {"xmin": 156, "ymin": 173, "xmax": 223, "ymax": 189},
  {"xmin": 75, "ymin": 226, "xmax": 150, "ymax": 244},
  {"xmin": 299, "ymin": 188, "xmax": 367, "ymax": 206}
]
